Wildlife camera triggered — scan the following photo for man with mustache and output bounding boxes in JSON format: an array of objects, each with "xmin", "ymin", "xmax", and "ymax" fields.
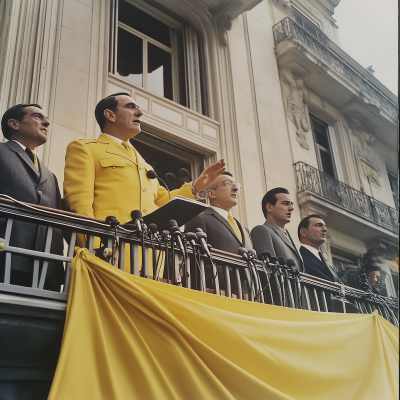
[
  {"xmin": 251, "ymin": 187, "xmax": 303, "ymax": 272},
  {"xmin": 63, "ymin": 92, "xmax": 225, "ymax": 271},
  {"xmin": 0, "ymin": 104, "xmax": 64, "ymax": 290}
]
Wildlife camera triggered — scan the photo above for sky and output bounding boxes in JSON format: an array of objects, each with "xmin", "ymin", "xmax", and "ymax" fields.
[{"xmin": 333, "ymin": 0, "xmax": 398, "ymax": 95}]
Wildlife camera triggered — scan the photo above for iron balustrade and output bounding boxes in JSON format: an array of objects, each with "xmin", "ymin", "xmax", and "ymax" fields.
[
  {"xmin": 294, "ymin": 162, "xmax": 399, "ymax": 233},
  {"xmin": 272, "ymin": 18, "xmax": 398, "ymax": 120},
  {"xmin": 0, "ymin": 197, "xmax": 398, "ymax": 326}
]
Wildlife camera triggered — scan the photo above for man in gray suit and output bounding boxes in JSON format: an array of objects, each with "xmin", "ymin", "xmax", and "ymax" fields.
[
  {"xmin": 251, "ymin": 187, "xmax": 304, "ymax": 271},
  {"xmin": 0, "ymin": 104, "xmax": 64, "ymax": 291},
  {"xmin": 185, "ymin": 172, "xmax": 253, "ymax": 254},
  {"xmin": 185, "ymin": 172, "xmax": 253, "ymax": 293}
]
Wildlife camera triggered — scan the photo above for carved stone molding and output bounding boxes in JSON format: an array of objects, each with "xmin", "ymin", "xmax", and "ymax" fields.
[
  {"xmin": 207, "ymin": 0, "xmax": 262, "ymax": 46},
  {"xmin": 280, "ymin": 66, "xmax": 310, "ymax": 149},
  {"xmin": 346, "ymin": 113, "xmax": 381, "ymax": 188}
]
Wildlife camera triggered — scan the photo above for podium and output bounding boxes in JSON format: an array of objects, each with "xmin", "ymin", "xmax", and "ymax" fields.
[{"xmin": 142, "ymin": 195, "xmax": 208, "ymax": 231}]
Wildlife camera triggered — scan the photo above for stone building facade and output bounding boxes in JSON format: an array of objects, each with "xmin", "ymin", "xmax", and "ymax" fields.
[{"xmin": 0, "ymin": 0, "xmax": 398, "ymax": 294}]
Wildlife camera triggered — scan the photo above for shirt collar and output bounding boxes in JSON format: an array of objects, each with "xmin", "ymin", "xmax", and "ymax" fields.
[
  {"xmin": 102, "ymin": 133, "xmax": 125, "ymax": 147},
  {"xmin": 12, "ymin": 140, "xmax": 26, "ymax": 150},
  {"xmin": 210, "ymin": 206, "xmax": 229, "ymax": 221},
  {"xmin": 301, "ymin": 244, "xmax": 321, "ymax": 260}
]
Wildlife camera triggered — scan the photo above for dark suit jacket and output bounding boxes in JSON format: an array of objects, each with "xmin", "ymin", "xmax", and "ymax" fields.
[
  {"xmin": 0, "ymin": 141, "xmax": 64, "ymax": 291},
  {"xmin": 251, "ymin": 221, "xmax": 304, "ymax": 272},
  {"xmin": 185, "ymin": 207, "xmax": 253, "ymax": 255},
  {"xmin": 185, "ymin": 208, "xmax": 253, "ymax": 294},
  {"xmin": 300, "ymin": 246, "xmax": 339, "ymax": 282}
]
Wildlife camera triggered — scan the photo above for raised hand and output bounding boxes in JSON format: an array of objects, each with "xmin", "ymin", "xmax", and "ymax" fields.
[{"xmin": 194, "ymin": 159, "xmax": 226, "ymax": 192}]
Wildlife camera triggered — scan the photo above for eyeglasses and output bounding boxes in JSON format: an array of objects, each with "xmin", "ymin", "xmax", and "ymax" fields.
[{"xmin": 213, "ymin": 180, "xmax": 242, "ymax": 191}]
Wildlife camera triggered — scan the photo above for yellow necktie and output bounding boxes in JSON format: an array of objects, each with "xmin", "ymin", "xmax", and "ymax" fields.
[
  {"xmin": 122, "ymin": 141, "xmax": 137, "ymax": 162},
  {"xmin": 31, "ymin": 149, "xmax": 39, "ymax": 170},
  {"xmin": 228, "ymin": 213, "xmax": 242, "ymax": 242}
]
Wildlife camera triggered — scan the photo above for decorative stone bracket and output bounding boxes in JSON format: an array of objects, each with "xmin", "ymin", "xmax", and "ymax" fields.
[{"xmin": 206, "ymin": 0, "xmax": 263, "ymax": 46}]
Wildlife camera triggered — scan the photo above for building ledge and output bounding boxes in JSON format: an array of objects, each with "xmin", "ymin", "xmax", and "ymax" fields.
[{"xmin": 273, "ymin": 18, "xmax": 398, "ymax": 146}]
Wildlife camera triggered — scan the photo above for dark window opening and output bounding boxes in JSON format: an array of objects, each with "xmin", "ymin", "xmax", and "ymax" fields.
[
  {"xmin": 310, "ymin": 114, "xmax": 336, "ymax": 178},
  {"xmin": 130, "ymin": 131, "xmax": 204, "ymax": 190}
]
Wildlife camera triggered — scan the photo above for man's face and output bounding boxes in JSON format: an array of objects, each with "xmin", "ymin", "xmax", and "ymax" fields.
[
  {"xmin": 208, "ymin": 175, "xmax": 240, "ymax": 211},
  {"xmin": 9, "ymin": 106, "xmax": 49, "ymax": 147},
  {"xmin": 367, "ymin": 270, "xmax": 380, "ymax": 288},
  {"xmin": 300, "ymin": 217, "xmax": 327, "ymax": 247},
  {"xmin": 112, "ymin": 95, "xmax": 143, "ymax": 138},
  {"xmin": 266, "ymin": 193, "xmax": 294, "ymax": 227}
]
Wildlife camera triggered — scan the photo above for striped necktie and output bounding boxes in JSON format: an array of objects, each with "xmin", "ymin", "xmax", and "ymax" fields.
[
  {"xmin": 25, "ymin": 148, "xmax": 38, "ymax": 170},
  {"xmin": 228, "ymin": 213, "xmax": 242, "ymax": 242},
  {"xmin": 122, "ymin": 141, "xmax": 137, "ymax": 162}
]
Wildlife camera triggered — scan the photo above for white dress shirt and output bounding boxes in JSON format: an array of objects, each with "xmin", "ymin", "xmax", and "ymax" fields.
[
  {"xmin": 12, "ymin": 140, "xmax": 26, "ymax": 150},
  {"xmin": 301, "ymin": 244, "xmax": 322, "ymax": 261},
  {"xmin": 210, "ymin": 205, "xmax": 229, "ymax": 221},
  {"xmin": 103, "ymin": 133, "xmax": 125, "ymax": 147}
]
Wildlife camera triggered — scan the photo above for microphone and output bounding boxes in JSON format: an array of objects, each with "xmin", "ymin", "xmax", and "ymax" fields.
[
  {"xmin": 237, "ymin": 247, "xmax": 249, "ymax": 259},
  {"xmin": 278, "ymin": 256, "xmax": 287, "ymax": 267},
  {"xmin": 179, "ymin": 168, "xmax": 191, "ymax": 182},
  {"xmin": 185, "ymin": 232, "xmax": 198, "ymax": 248},
  {"xmin": 270, "ymin": 256, "xmax": 278, "ymax": 265},
  {"xmin": 193, "ymin": 228, "xmax": 211, "ymax": 257},
  {"xmin": 168, "ymin": 220, "xmax": 186, "ymax": 255},
  {"xmin": 248, "ymin": 249, "xmax": 258, "ymax": 260},
  {"xmin": 130, "ymin": 210, "xmax": 144, "ymax": 232},
  {"xmin": 147, "ymin": 170, "xmax": 170, "ymax": 200}
]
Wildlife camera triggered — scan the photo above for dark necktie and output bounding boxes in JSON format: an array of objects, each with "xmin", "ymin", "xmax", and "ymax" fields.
[{"xmin": 319, "ymin": 251, "xmax": 327, "ymax": 266}]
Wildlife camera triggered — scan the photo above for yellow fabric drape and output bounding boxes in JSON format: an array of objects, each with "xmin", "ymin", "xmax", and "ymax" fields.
[{"xmin": 49, "ymin": 248, "xmax": 399, "ymax": 400}]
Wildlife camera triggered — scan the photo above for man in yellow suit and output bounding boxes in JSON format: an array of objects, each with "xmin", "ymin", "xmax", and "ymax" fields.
[{"xmin": 63, "ymin": 92, "xmax": 225, "ymax": 271}]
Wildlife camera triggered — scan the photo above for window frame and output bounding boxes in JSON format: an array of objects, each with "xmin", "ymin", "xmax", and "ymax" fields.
[
  {"xmin": 109, "ymin": 0, "xmax": 204, "ymax": 114},
  {"xmin": 310, "ymin": 114, "xmax": 338, "ymax": 178},
  {"xmin": 112, "ymin": 1, "xmax": 183, "ymax": 103}
]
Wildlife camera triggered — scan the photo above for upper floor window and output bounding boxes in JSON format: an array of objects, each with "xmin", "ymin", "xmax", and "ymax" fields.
[
  {"xmin": 109, "ymin": 0, "xmax": 205, "ymax": 115},
  {"xmin": 310, "ymin": 114, "xmax": 336, "ymax": 178}
]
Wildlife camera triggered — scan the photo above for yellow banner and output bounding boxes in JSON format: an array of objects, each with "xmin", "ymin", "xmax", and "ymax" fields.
[{"xmin": 49, "ymin": 248, "xmax": 398, "ymax": 400}]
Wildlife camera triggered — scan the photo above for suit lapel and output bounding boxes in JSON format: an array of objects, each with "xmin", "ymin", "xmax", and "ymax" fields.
[
  {"xmin": 264, "ymin": 220, "xmax": 299, "ymax": 256},
  {"xmin": 301, "ymin": 247, "xmax": 337, "ymax": 280},
  {"xmin": 38, "ymin": 159, "xmax": 49, "ymax": 186},
  {"xmin": 205, "ymin": 208, "xmax": 243, "ymax": 246},
  {"xmin": 98, "ymin": 134, "xmax": 138, "ymax": 166},
  {"xmin": 6, "ymin": 141, "xmax": 40, "ymax": 179}
]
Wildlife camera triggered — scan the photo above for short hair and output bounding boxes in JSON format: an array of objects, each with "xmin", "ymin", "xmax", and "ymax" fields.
[
  {"xmin": 95, "ymin": 92, "xmax": 130, "ymax": 131},
  {"xmin": 1, "ymin": 103, "xmax": 42, "ymax": 140},
  {"xmin": 365, "ymin": 266, "xmax": 381, "ymax": 274},
  {"xmin": 207, "ymin": 171, "xmax": 233, "ymax": 191},
  {"xmin": 261, "ymin": 187, "xmax": 290, "ymax": 219},
  {"xmin": 297, "ymin": 214, "xmax": 324, "ymax": 241}
]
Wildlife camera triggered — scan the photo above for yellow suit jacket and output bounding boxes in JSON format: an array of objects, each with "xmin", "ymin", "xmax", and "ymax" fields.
[{"xmin": 63, "ymin": 133, "xmax": 195, "ymax": 250}]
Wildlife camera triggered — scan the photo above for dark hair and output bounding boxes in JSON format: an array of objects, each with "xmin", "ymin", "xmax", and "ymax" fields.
[
  {"xmin": 261, "ymin": 187, "xmax": 290, "ymax": 218},
  {"xmin": 1, "ymin": 103, "xmax": 42, "ymax": 139},
  {"xmin": 365, "ymin": 265, "xmax": 381, "ymax": 274},
  {"xmin": 221, "ymin": 171, "xmax": 233, "ymax": 177},
  {"xmin": 94, "ymin": 92, "xmax": 130, "ymax": 131},
  {"xmin": 297, "ymin": 214, "xmax": 324, "ymax": 241}
]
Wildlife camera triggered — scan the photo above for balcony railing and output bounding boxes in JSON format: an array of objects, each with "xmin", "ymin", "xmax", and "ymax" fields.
[
  {"xmin": 272, "ymin": 18, "xmax": 398, "ymax": 120},
  {"xmin": 0, "ymin": 197, "xmax": 398, "ymax": 327},
  {"xmin": 294, "ymin": 162, "xmax": 399, "ymax": 233}
]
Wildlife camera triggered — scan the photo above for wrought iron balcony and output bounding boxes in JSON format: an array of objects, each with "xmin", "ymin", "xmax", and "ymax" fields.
[
  {"xmin": 272, "ymin": 17, "xmax": 398, "ymax": 120},
  {"xmin": 294, "ymin": 162, "xmax": 399, "ymax": 233}
]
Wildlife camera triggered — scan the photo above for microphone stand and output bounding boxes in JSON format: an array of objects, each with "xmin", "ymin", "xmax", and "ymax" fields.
[
  {"xmin": 255, "ymin": 255, "xmax": 274, "ymax": 305},
  {"xmin": 161, "ymin": 230, "xmax": 171, "ymax": 283},
  {"xmin": 278, "ymin": 257, "xmax": 295, "ymax": 308},
  {"xmin": 287, "ymin": 259, "xmax": 302, "ymax": 309}
]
